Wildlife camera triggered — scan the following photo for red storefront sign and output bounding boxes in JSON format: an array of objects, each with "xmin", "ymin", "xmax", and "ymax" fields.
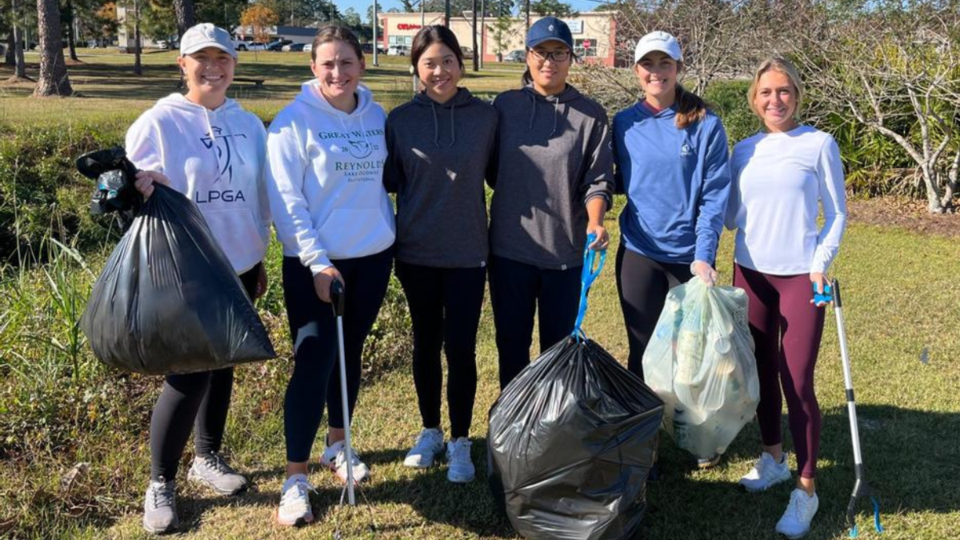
[{"xmin": 398, "ymin": 24, "xmax": 423, "ymax": 30}]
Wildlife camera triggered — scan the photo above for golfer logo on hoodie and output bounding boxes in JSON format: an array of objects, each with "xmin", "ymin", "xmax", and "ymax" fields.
[
  {"xmin": 196, "ymin": 126, "xmax": 249, "ymax": 204},
  {"xmin": 201, "ymin": 126, "xmax": 248, "ymax": 184}
]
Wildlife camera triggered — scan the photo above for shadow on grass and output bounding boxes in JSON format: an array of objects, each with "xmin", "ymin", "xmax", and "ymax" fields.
[
  {"xmin": 638, "ymin": 403, "xmax": 960, "ymax": 539},
  {"xmin": 347, "ymin": 403, "xmax": 959, "ymax": 540}
]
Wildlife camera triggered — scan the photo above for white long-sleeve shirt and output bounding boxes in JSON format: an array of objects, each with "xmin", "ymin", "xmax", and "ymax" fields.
[
  {"xmin": 265, "ymin": 82, "xmax": 395, "ymax": 275},
  {"xmin": 726, "ymin": 125, "xmax": 847, "ymax": 275}
]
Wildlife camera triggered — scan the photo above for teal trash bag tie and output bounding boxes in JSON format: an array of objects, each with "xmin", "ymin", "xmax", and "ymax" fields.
[{"xmin": 571, "ymin": 233, "xmax": 607, "ymax": 341}]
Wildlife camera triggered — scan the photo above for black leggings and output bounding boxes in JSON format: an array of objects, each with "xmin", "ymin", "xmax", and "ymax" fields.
[
  {"xmin": 150, "ymin": 263, "xmax": 261, "ymax": 481},
  {"xmin": 282, "ymin": 249, "xmax": 392, "ymax": 463},
  {"xmin": 615, "ymin": 245, "xmax": 693, "ymax": 377},
  {"xmin": 396, "ymin": 261, "xmax": 485, "ymax": 439},
  {"xmin": 488, "ymin": 255, "xmax": 581, "ymax": 390}
]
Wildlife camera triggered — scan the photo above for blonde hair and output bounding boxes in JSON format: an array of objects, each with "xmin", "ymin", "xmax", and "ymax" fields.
[{"xmin": 747, "ymin": 57, "xmax": 804, "ymax": 119}]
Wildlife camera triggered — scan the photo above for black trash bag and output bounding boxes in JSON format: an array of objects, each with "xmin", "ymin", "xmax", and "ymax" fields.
[
  {"xmin": 81, "ymin": 183, "xmax": 276, "ymax": 375},
  {"xmin": 488, "ymin": 337, "xmax": 665, "ymax": 540},
  {"xmin": 75, "ymin": 147, "xmax": 143, "ymax": 229}
]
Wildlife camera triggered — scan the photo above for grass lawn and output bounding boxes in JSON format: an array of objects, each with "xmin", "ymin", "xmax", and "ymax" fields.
[
  {"xmin": 1, "ymin": 51, "xmax": 958, "ymax": 540},
  {"xmin": 0, "ymin": 50, "xmax": 526, "ymax": 126}
]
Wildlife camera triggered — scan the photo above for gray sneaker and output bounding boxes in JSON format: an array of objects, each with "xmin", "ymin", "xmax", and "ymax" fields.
[
  {"xmin": 143, "ymin": 476, "xmax": 178, "ymax": 534},
  {"xmin": 187, "ymin": 451, "xmax": 249, "ymax": 495}
]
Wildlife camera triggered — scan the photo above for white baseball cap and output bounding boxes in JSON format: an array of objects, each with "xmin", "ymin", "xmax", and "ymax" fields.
[
  {"xmin": 634, "ymin": 31, "xmax": 682, "ymax": 64},
  {"xmin": 180, "ymin": 23, "xmax": 237, "ymax": 58}
]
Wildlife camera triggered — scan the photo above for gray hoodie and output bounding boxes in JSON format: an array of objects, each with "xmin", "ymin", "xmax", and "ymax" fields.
[
  {"xmin": 488, "ymin": 85, "xmax": 614, "ymax": 270},
  {"xmin": 384, "ymin": 88, "xmax": 497, "ymax": 268}
]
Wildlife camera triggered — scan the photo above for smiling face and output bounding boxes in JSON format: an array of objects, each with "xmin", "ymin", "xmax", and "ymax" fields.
[
  {"xmin": 526, "ymin": 41, "xmax": 571, "ymax": 96},
  {"xmin": 634, "ymin": 51, "xmax": 678, "ymax": 107},
  {"xmin": 417, "ymin": 42, "xmax": 462, "ymax": 103},
  {"xmin": 178, "ymin": 47, "xmax": 236, "ymax": 105},
  {"xmin": 753, "ymin": 69, "xmax": 799, "ymax": 132},
  {"xmin": 311, "ymin": 39, "xmax": 365, "ymax": 110}
]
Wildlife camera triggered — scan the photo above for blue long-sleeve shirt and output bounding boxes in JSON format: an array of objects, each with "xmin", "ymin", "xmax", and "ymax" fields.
[{"xmin": 613, "ymin": 103, "xmax": 731, "ymax": 265}]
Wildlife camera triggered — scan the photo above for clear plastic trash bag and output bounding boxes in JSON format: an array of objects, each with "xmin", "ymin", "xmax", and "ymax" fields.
[{"xmin": 642, "ymin": 278, "xmax": 760, "ymax": 458}]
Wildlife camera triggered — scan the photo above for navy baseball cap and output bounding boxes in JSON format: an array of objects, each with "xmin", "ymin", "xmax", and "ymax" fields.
[{"xmin": 526, "ymin": 17, "xmax": 573, "ymax": 50}]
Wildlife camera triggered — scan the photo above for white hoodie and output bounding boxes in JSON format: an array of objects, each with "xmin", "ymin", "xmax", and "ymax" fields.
[
  {"xmin": 265, "ymin": 82, "xmax": 395, "ymax": 275},
  {"xmin": 125, "ymin": 93, "xmax": 270, "ymax": 274}
]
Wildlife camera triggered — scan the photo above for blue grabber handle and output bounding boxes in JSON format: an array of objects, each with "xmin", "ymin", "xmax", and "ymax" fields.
[{"xmin": 571, "ymin": 233, "xmax": 607, "ymax": 340}]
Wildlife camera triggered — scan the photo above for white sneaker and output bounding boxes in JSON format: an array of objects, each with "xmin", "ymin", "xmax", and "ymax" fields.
[
  {"xmin": 740, "ymin": 452, "xmax": 792, "ymax": 492},
  {"xmin": 446, "ymin": 437, "xmax": 475, "ymax": 483},
  {"xmin": 403, "ymin": 428, "xmax": 445, "ymax": 468},
  {"xmin": 277, "ymin": 474, "xmax": 314, "ymax": 527},
  {"xmin": 776, "ymin": 488, "xmax": 819, "ymax": 538},
  {"xmin": 320, "ymin": 440, "xmax": 370, "ymax": 484}
]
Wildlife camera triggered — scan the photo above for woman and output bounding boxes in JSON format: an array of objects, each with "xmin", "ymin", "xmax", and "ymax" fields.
[
  {"xmin": 488, "ymin": 16, "xmax": 613, "ymax": 390},
  {"xmin": 265, "ymin": 25, "xmax": 395, "ymax": 526},
  {"xmin": 127, "ymin": 23, "xmax": 270, "ymax": 535},
  {"xmin": 612, "ymin": 30, "xmax": 731, "ymax": 469},
  {"xmin": 384, "ymin": 26, "xmax": 497, "ymax": 484},
  {"xmin": 727, "ymin": 57, "xmax": 846, "ymax": 538}
]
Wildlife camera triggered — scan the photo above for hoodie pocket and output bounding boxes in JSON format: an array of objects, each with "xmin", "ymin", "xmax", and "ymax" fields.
[
  {"xmin": 201, "ymin": 207, "xmax": 268, "ymax": 271},
  {"xmin": 318, "ymin": 208, "xmax": 393, "ymax": 259}
]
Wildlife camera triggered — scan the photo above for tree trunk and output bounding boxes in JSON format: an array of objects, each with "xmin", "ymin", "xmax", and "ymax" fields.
[
  {"xmin": 5, "ymin": 33, "xmax": 14, "ymax": 66},
  {"xmin": 33, "ymin": 0, "xmax": 72, "ymax": 96},
  {"xmin": 921, "ymin": 165, "xmax": 944, "ymax": 213},
  {"xmin": 13, "ymin": 25, "xmax": 28, "ymax": 78},
  {"xmin": 66, "ymin": 0, "xmax": 79, "ymax": 62},
  {"xmin": 174, "ymin": 0, "xmax": 196, "ymax": 39}
]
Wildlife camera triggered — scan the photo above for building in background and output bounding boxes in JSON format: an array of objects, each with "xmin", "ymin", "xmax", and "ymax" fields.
[{"xmin": 378, "ymin": 11, "xmax": 617, "ymax": 67}]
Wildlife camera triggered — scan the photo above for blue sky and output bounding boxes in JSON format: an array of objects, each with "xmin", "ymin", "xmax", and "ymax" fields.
[{"xmin": 334, "ymin": 0, "xmax": 608, "ymax": 20}]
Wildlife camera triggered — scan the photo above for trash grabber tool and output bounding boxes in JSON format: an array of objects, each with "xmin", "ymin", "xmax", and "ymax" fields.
[
  {"xmin": 329, "ymin": 279, "xmax": 356, "ymax": 506},
  {"xmin": 830, "ymin": 279, "xmax": 884, "ymax": 538}
]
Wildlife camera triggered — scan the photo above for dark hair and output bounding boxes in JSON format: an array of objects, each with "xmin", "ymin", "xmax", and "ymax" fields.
[
  {"xmin": 311, "ymin": 25, "xmax": 363, "ymax": 62},
  {"xmin": 674, "ymin": 83, "xmax": 709, "ymax": 129},
  {"xmin": 411, "ymin": 26, "xmax": 464, "ymax": 73}
]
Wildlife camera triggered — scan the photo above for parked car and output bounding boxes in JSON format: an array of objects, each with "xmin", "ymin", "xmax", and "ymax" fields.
[
  {"xmin": 303, "ymin": 42, "xmax": 313, "ymax": 53},
  {"xmin": 361, "ymin": 43, "xmax": 387, "ymax": 54},
  {"xmin": 282, "ymin": 43, "xmax": 306, "ymax": 52},
  {"xmin": 460, "ymin": 46, "xmax": 475, "ymax": 59},
  {"xmin": 234, "ymin": 39, "xmax": 267, "ymax": 52},
  {"xmin": 504, "ymin": 49, "xmax": 525, "ymax": 62},
  {"xmin": 387, "ymin": 44, "xmax": 410, "ymax": 56},
  {"xmin": 266, "ymin": 39, "xmax": 291, "ymax": 51}
]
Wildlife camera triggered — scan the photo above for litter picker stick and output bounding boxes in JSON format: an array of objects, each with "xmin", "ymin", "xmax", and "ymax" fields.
[
  {"xmin": 329, "ymin": 280, "xmax": 356, "ymax": 505},
  {"xmin": 831, "ymin": 279, "xmax": 883, "ymax": 537}
]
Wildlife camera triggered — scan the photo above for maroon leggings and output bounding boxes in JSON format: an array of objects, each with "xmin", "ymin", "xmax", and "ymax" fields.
[{"xmin": 734, "ymin": 264, "xmax": 824, "ymax": 479}]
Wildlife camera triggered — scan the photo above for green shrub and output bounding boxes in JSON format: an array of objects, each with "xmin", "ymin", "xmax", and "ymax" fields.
[
  {"xmin": 0, "ymin": 122, "xmax": 129, "ymax": 266},
  {"xmin": 704, "ymin": 80, "xmax": 760, "ymax": 147}
]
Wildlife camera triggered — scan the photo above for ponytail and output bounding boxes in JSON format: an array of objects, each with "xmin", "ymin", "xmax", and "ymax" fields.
[
  {"xmin": 521, "ymin": 67, "xmax": 533, "ymax": 86},
  {"xmin": 674, "ymin": 84, "xmax": 708, "ymax": 129}
]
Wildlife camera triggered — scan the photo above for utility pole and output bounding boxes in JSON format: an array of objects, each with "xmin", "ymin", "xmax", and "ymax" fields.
[
  {"xmin": 472, "ymin": 0, "xmax": 478, "ymax": 71},
  {"xmin": 133, "ymin": 0, "xmax": 142, "ymax": 75},
  {"xmin": 525, "ymin": 0, "xmax": 530, "ymax": 32},
  {"xmin": 445, "ymin": 0, "xmax": 450, "ymax": 26},
  {"xmin": 372, "ymin": 0, "xmax": 379, "ymax": 66},
  {"xmin": 479, "ymin": 0, "xmax": 484, "ymax": 69}
]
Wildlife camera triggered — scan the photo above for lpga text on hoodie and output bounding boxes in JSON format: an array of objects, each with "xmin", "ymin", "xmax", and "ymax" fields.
[
  {"xmin": 384, "ymin": 88, "xmax": 497, "ymax": 269},
  {"xmin": 265, "ymin": 82, "xmax": 396, "ymax": 275},
  {"xmin": 488, "ymin": 85, "xmax": 614, "ymax": 271},
  {"xmin": 125, "ymin": 93, "xmax": 270, "ymax": 274},
  {"xmin": 613, "ymin": 103, "xmax": 731, "ymax": 266}
]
